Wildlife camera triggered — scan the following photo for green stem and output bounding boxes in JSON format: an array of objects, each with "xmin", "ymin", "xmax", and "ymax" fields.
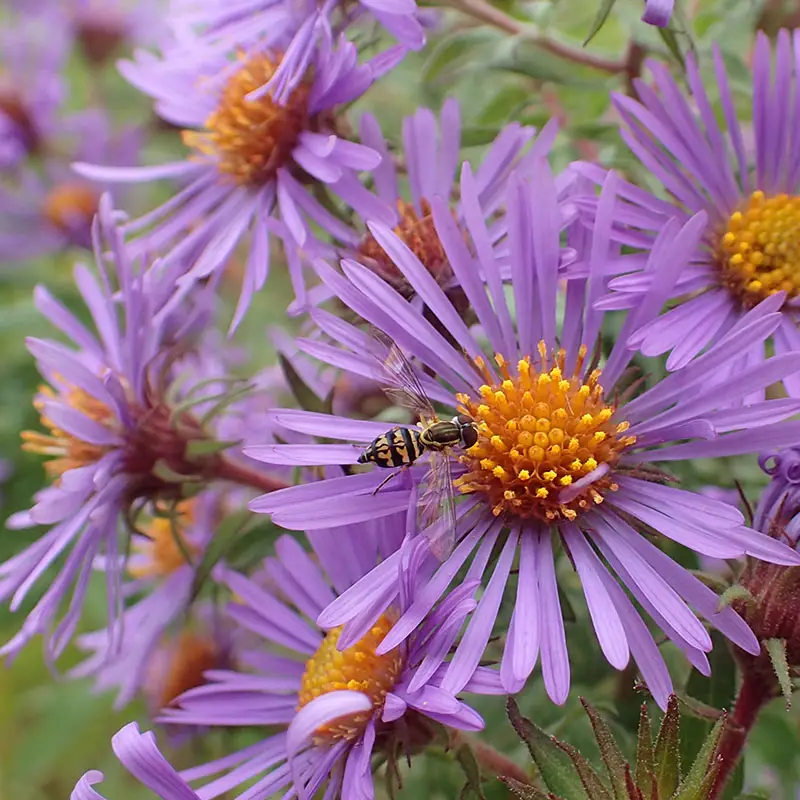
[{"xmin": 449, "ymin": 729, "xmax": 531, "ymax": 785}]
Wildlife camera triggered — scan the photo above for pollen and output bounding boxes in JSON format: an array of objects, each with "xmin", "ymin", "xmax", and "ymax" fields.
[
  {"xmin": 21, "ymin": 384, "xmax": 115, "ymax": 479},
  {"xmin": 157, "ymin": 631, "xmax": 220, "ymax": 709},
  {"xmin": 42, "ymin": 183, "xmax": 98, "ymax": 234},
  {"xmin": 358, "ymin": 200, "xmax": 452, "ymax": 295},
  {"xmin": 298, "ymin": 614, "xmax": 403, "ymax": 743},
  {"xmin": 128, "ymin": 501, "xmax": 199, "ymax": 579},
  {"xmin": 717, "ymin": 190, "xmax": 800, "ymax": 309},
  {"xmin": 182, "ymin": 52, "xmax": 311, "ymax": 187},
  {"xmin": 454, "ymin": 343, "xmax": 636, "ymax": 522}
]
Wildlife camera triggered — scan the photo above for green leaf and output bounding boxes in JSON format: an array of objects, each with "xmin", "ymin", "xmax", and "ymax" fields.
[
  {"xmin": 657, "ymin": 26, "xmax": 685, "ymax": 68},
  {"xmin": 654, "ymin": 696, "xmax": 681, "ymax": 799},
  {"xmin": 491, "ymin": 46, "xmax": 599, "ymax": 87},
  {"xmin": 455, "ymin": 743, "xmax": 486, "ymax": 800},
  {"xmin": 421, "ymin": 28, "xmax": 494, "ymax": 84},
  {"xmin": 506, "ymin": 698, "xmax": 588, "ymax": 800},
  {"xmin": 499, "ymin": 777, "xmax": 553, "ymax": 800},
  {"xmin": 672, "ymin": 714, "xmax": 727, "ymax": 800},
  {"xmin": 279, "ymin": 354, "xmax": 330, "ymax": 416},
  {"xmin": 554, "ymin": 738, "xmax": 613, "ymax": 800},
  {"xmin": 765, "ymin": 638, "xmax": 792, "ymax": 709},
  {"xmin": 581, "ymin": 699, "xmax": 628, "ymax": 800},
  {"xmin": 189, "ymin": 509, "xmax": 252, "ymax": 602},
  {"xmin": 583, "ymin": 0, "xmax": 618, "ymax": 46},
  {"xmin": 634, "ymin": 703, "xmax": 657, "ymax": 800}
]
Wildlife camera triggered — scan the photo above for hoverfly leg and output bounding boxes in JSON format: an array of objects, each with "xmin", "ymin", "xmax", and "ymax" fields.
[{"xmin": 372, "ymin": 465, "xmax": 409, "ymax": 496}]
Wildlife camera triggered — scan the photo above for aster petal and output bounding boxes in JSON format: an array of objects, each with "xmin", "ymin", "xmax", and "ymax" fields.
[
  {"xmin": 537, "ymin": 532, "xmax": 570, "ymax": 704},
  {"xmin": 287, "ymin": 691, "xmax": 372, "ymax": 758}
]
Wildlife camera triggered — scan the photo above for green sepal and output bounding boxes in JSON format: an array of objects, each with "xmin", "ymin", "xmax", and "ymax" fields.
[
  {"xmin": 765, "ymin": 638, "xmax": 793, "ymax": 709},
  {"xmin": 553, "ymin": 737, "xmax": 612, "ymax": 800},
  {"xmin": 185, "ymin": 438, "xmax": 242, "ymax": 461},
  {"xmin": 506, "ymin": 698, "xmax": 588, "ymax": 800},
  {"xmin": 152, "ymin": 459, "xmax": 203, "ymax": 484},
  {"xmin": 716, "ymin": 585, "xmax": 755, "ymax": 613},
  {"xmin": 634, "ymin": 703, "xmax": 657, "ymax": 800}
]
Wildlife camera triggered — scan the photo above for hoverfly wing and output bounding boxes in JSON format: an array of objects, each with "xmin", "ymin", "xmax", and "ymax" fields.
[
  {"xmin": 367, "ymin": 326, "xmax": 437, "ymax": 424},
  {"xmin": 416, "ymin": 449, "xmax": 457, "ymax": 561}
]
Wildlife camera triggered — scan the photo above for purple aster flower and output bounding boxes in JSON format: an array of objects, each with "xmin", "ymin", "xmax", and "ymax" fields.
[
  {"xmin": 0, "ymin": 10, "xmax": 70, "ymax": 171},
  {"xmin": 75, "ymin": 33, "xmax": 398, "ymax": 330},
  {"xmin": 289, "ymin": 98, "xmax": 555, "ymax": 313},
  {"xmin": 151, "ymin": 516, "xmax": 498, "ymax": 798},
  {"xmin": 0, "ymin": 197, "xmax": 287, "ymax": 662},
  {"xmin": 245, "ymin": 162, "xmax": 800, "ymax": 708},
  {"xmin": 642, "ymin": 0, "xmax": 674, "ymax": 26},
  {"xmin": 71, "ymin": 723, "xmax": 201, "ymax": 800},
  {"xmin": 0, "ymin": 112, "xmax": 142, "ymax": 260},
  {"xmin": 573, "ymin": 31, "xmax": 800, "ymax": 397}
]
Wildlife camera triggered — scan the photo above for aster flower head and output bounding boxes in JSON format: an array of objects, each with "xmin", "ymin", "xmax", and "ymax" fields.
[
  {"xmin": 0, "ymin": 112, "xmax": 142, "ymax": 261},
  {"xmin": 128, "ymin": 513, "xmax": 497, "ymax": 799},
  {"xmin": 76, "ymin": 32, "xmax": 398, "ymax": 329},
  {"xmin": 0, "ymin": 196, "xmax": 242, "ymax": 662},
  {"xmin": 246, "ymin": 160, "xmax": 800, "ymax": 709},
  {"xmin": 574, "ymin": 30, "xmax": 800, "ymax": 396},
  {"xmin": 291, "ymin": 98, "xmax": 553, "ymax": 314}
]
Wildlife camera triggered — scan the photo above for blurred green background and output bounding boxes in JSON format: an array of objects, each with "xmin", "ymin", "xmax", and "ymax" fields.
[{"xmin": 2, "ymin": 0, "xmax": 800, "ymax": 797}]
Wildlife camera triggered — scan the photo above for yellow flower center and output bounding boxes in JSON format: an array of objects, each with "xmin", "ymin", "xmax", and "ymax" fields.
[
  {"xmin": 128, "ymin": 501, "xmax": 199, "ymax": 579},
  {"xmin": 359, "ymin": 200, "xmax": 451, "ymax": 294},
  {"xmin": 717, "ymin": 190, "xmax": 800, "ymax": 308},
  {"xmin": 298, "ymin": 615, "xmax": 403, "ymax": 743},
  {"xmin": 21, "ymin": 384, "xmax": 115, "ymax": 479},
  {"xmin": 42, "ymin": 183, "xmax": 98, "ymax": 234},
  {"xmin": 157, "ymin": 631, "xmax": 220, "ymax": 709},
  {"xmin": 182, "ymin": 53, "xmax": 311, "ymax": 187},
  {"xmin": 455, "ymin": 343, "xmax": 636, "ymax": 522}
]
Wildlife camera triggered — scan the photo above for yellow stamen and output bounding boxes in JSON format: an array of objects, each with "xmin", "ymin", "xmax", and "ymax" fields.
[
  {"xmin": 298, "ymin": 615, "xmax": 403, "ymax": 743},
  {"xmin": 21, "ymin": 384, "xmax": 114, "ymax": 479},
  {"xmin": 717, "ymin": 190, "xmax": 800, "ymax": 308},
  {"xmin": 182, "ymin": 52, "xmax": 311, "ymax": 187},
  {"xmin": 128, "ymin": 501, "xmax": 199, "ymax": 579},
  {"xmin": 456, "ymin": 343, "xmax": 635, "ymax": 521}
]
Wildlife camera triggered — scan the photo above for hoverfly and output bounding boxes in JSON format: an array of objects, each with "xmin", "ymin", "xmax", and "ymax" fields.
[{"xmin": 358, "ymin": 329, "xmax": 478, "ymax": 560}]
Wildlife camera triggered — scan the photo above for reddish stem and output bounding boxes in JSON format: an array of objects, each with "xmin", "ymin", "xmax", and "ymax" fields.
[
  {"xmin": 449, "ymin": 729, "xmax": 530, "ymax": 786},
  {"xmin": 215, "ymin": 458, "xmax": 290, "ymax": 494},
  {"xmin": 709, "ymin": 672, "xmax": 774, "ymax": 799},
  {"xmin": 445, "ymin": 0, "xmax": 628, "ymax": 74}
]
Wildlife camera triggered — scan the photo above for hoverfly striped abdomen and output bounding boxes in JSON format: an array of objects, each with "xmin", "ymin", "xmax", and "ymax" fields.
[{"xmin": 358, "ymin": 426, "xmax": 424, "ymax": 469}]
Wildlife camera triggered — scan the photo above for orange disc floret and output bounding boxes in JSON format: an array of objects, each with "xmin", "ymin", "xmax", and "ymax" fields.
[
  {"xmin": 182, "ymin": 52, "xmax": 311, "ymax": 187},
  {"xmin": 455, "ymin": 342, "xmax": 636, "ymax": 522}
]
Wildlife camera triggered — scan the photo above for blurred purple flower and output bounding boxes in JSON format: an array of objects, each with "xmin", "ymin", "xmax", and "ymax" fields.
[
  {"xmin": 246, "ymin": 164, "xmax": 800, "ymax": 708},
  {"xmin": 0, "ymin": 197, "xmax": 225, "ymax": 662},
  {"xmin": 75, "ymin": 32, "xmax": 400, "ymax": 330},
  {"xmin": 755, "ymin": 448, "xmax": 800, "ymax": 545},
  {"xmin": 0, "ymin": 11, "xmax": 70, "ymax": 171},
  {"xmin": 0, "ymin": 113, "xmax": 142, "ymax": 260},
  {"xmin": 69, "ymin": 492, "xmax": 230, "ymax": 710},
  {"xmin": 573, "ymin": 31, "xmax": 800, "ymax": 397},
  {"xmin": 153, "ymin": 515, "xmax": 497, "ymax": 798}
]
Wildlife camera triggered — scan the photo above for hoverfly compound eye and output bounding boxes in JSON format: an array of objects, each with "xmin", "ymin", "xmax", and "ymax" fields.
[
  {"xmin": 460, "ymin": 421, "xmax": 479, "ymax": 449},
  {"xmin": 455, "ymin": 414, "xmax": 473, "ymax": 426}
]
